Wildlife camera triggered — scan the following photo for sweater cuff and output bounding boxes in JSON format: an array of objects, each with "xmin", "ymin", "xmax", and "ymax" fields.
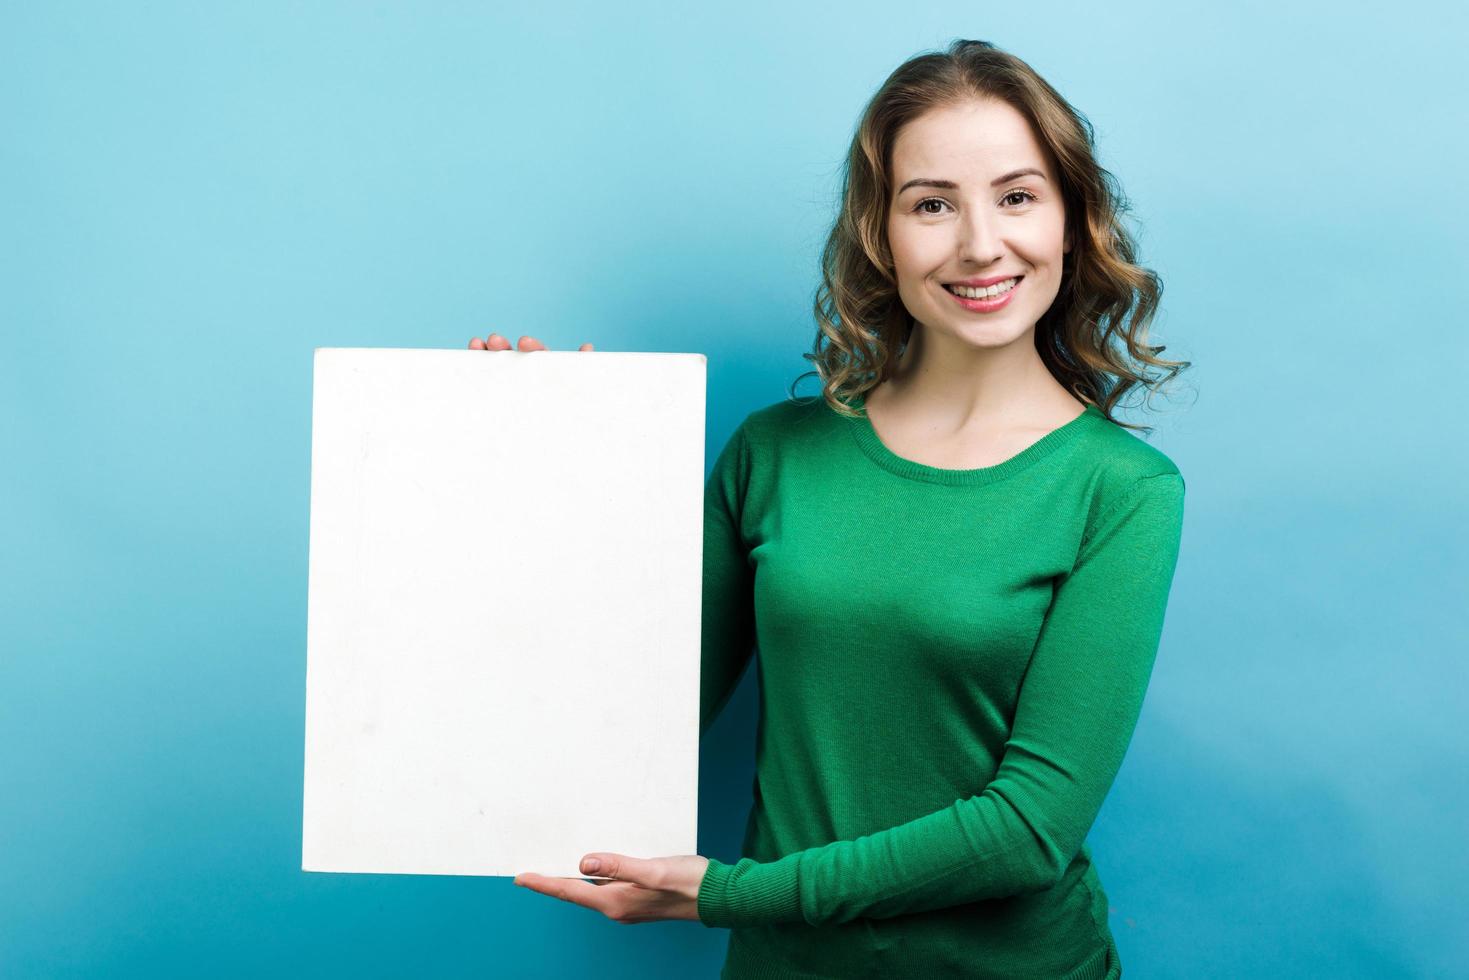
[{"xmin": 696, "ymin": 855, "xmax": 802, "ymax": 928}]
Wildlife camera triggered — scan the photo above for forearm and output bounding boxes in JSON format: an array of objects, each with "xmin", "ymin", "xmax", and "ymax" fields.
[{"xmin": 697, "ymin": 782, "xmax": 1070, "ymax": 928}]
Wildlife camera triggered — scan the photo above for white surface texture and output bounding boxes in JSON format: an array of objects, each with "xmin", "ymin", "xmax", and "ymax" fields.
[{"xmin": 302, "ymin": 347, "xmax": 706, "ymax": 878}]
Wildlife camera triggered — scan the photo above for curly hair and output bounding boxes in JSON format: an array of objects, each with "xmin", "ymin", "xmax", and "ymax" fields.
[{"xmin": 789, "ymin": 39, "xmax": 1191, "ymax": 434}]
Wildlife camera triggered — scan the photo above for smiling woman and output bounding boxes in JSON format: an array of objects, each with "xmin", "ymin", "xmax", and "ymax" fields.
[
  {"xmin": 502, "ymin": 38, "xmax": 1193, "ymax": 980},
  {"xmin": 686, "ymin": 39, "xmax": 1192, "ymax": 980}
]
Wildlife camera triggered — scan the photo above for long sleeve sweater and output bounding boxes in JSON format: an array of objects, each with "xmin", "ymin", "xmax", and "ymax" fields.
[{"xmin": 695, "ymin": 392, "xmax": 1186, "ymax": 980}]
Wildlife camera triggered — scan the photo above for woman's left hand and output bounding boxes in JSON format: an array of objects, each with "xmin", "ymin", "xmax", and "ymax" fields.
[{"xmin": 514, "ymin": 853, "xmax": 710, "ymax": 923}]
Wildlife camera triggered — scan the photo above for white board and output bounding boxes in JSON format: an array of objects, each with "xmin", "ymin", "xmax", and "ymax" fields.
[{"xmin": 302, "ymin": 347, "xmax": 706, "ymax": 878}]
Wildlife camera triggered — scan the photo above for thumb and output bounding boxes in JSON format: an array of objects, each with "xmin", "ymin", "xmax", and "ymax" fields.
[{"xmin": 580, "ymin": 852, "xmax": 650, "ymax": 882}]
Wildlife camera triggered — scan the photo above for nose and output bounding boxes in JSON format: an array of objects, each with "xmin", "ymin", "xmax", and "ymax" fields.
[{"xmin": 956, "ymin": 208, "xmax": 1004, "ymax": 268}]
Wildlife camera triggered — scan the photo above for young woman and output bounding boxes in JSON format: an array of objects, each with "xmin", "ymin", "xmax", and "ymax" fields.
[{"xmin": 491, "ymin": 38, "xmax": 1189, "ymax": 980}]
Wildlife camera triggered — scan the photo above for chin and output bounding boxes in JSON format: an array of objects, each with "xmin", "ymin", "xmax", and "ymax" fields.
[
  {"xmin": 934, "ymin": 321, "xmax": 1034, "ymax": 351},
  {"xmin": 927, "ymin": 300, "xmax": 1039, "ymax": 337}
]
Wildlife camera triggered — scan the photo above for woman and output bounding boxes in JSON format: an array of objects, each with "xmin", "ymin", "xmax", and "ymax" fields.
[{"xmin": 491, "ymin": 38, "xmax": 1189, "ymax": 980}]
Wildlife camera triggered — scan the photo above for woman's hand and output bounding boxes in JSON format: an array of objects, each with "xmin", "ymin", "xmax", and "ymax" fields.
[
  {"xmin": 468, "ymin": 332, "xmax": 595, "ymax": 352},
  {"xmin": 513, "ymin": 853, "xmax": 710, "ymax": 924}
]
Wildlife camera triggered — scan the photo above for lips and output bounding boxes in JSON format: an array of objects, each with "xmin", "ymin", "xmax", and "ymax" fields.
[
  {"xmin": 941, "ymin": 275, "xmax": 1022, "ymax": 311},
  {"xmin": 944, "ymin": 274, "xmax": 1025, "ymax": 289},
  {"xmin": 942, "ymin": 275, "xmax": 1022, "ymax": 297}
]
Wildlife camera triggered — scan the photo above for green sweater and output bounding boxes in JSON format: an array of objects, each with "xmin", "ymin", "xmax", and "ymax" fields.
[{"xmin": 694, "ymin": 392, "xmax": 1186, "ymax": 980}]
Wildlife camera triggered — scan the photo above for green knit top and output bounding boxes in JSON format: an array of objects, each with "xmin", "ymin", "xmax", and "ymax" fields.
[{"xmin": 695, "ymin": 393, "xmax": 1186, "ymax": 979}]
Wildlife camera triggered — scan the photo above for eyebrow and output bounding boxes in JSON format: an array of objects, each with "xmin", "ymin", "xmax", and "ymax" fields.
[{"xmin": 896, "ymin": 168, "xmax": 1048, "ymax": 195}]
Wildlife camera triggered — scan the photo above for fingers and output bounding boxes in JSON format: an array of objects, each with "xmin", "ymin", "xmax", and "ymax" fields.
[
  {"xmin": 468, "ymin": 334, "xmax": 593, "ymax": 351},
  {"xmin": 514, "ymin": 872, "xmax": 619, "ymax": 916},
  {"xmin": 582, "ymin": 853, "xmax": 660, "ymax": 888},
  {"xmin": 468, "ymin": 333, "xmax": 513, "ymax": 350}
]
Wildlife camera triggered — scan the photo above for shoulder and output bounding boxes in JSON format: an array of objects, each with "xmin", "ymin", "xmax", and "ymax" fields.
[
  {"xmin": 1069, "ymin": 412, "xmax": 1187, "ymax": 538},
  {"xmin": 1080, "ymin": 409, "xmax": 1184, "ymax": 488}
]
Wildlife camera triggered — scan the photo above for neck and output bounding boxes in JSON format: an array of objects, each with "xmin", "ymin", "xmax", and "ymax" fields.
[{"xmin": 880, "ymin": 321, "xmax": 1078, "ymax": 429}]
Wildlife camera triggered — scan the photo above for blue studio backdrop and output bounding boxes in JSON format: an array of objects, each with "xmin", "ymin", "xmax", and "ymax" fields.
[{"xmin": 3, "ymin": 2, "xmax": 1465, "ymax": 977}]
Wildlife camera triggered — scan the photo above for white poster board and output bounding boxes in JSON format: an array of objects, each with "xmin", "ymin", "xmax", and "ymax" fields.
[{"xmin": 302, "ymin": 347, "xmax": 705, "ymax": 878}]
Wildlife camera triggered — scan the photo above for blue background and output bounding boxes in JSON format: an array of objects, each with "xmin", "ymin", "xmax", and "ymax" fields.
[{"xmin": 4, "ymin": 2, "xmax": 1465, "ymax": 977}]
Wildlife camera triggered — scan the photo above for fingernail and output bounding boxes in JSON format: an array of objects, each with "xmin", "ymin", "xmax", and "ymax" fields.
[{"xmin": 582, "ymin": 858, "xmax": 601, "ymax": 874}]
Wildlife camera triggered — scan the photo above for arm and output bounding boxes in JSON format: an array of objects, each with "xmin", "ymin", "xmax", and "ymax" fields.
[
  {"xmin": 700, "ymin": 423, "xmax": 757, "ymax": 738},
  {"xmin": 696, "ymin": 472, "xmax": 1187, "ymax": 928}
]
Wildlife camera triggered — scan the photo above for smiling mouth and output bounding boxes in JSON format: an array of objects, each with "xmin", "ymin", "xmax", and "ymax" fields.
[{"xmin": 942, "ymin": 276, "xmax": 1023, "ymax": 300}]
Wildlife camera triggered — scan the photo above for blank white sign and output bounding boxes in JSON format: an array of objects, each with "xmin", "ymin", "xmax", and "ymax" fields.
[{"xmin": 302, "ymin": 347, "xmax": 706, "ymax": 878}]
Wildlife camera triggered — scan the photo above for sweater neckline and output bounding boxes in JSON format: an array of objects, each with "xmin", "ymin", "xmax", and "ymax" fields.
[{"xmin": 845, "ymin": 393, "xmax": 1105, "ymax": 486}]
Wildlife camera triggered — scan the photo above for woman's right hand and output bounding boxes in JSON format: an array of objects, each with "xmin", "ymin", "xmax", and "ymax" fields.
[{"xmin": 468, "ymin": 332, "xmax": 595, "ymax": 352}]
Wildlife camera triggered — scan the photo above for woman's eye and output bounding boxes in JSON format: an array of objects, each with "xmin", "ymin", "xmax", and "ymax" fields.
[{"xmin": 913, "ymin": 191, "xmax": 1036, "ymax": 215}]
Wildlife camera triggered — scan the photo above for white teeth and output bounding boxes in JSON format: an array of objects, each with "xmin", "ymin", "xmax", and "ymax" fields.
[{"xmin": 946, "ymin": 277, "xmax": 1018, "ymax": 299}]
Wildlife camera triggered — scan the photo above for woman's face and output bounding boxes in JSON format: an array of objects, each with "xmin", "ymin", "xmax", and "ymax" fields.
[{"xmin": 886, "ymin": 97, "xmax": 1069, "ymax": 352}]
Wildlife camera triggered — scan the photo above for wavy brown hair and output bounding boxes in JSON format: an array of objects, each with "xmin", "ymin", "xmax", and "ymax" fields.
[{"xmin": 790, "ymin": 39, "xmax": 1191, "ymax": 434}]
